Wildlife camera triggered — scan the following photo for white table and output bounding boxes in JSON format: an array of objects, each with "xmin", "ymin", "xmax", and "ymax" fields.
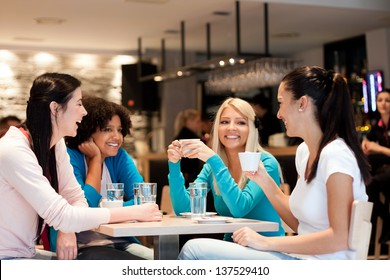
[{"xmin": 96, "ymin": 215, "xmax": 279, "ymax": 260}]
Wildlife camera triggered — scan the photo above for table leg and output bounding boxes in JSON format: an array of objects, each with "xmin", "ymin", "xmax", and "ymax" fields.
[{"xmin": 153, "ymin": 235, "xmax": 179, "ymax": 260}]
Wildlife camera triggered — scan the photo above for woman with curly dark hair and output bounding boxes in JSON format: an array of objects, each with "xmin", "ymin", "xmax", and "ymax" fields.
[{"xmin": 50, "ymin": 95, "xmax": 154, "ymax": 260}]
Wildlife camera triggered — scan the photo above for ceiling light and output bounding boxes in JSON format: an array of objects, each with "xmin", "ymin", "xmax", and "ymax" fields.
[
  {"xmin": 34, "ymin": 17, "xmax": 66, "ymax": 25},
  {"xmin": 164, "ymin": 29, "xmax": 179, "ymax": 34},
  {"xmin": 212, "ymin": 11, "xmax": 230, "ymax": 16},
  {"xmin": 154, "ymin": 75, "xmax": 163, "ymax": 82},
  {"xmin": 33, "ymin": 52, "xmax": 57, "ymax": 65}
]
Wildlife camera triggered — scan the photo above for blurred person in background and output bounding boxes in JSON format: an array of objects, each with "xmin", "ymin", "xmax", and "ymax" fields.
[
  {"xmin": 250, "ymin": 93, "xmax": 283, "ymax": 146},
  {"xmin": 361, "ymin": 89, "xmax": 390, "ymax": 244},
  {"xmin": 173, "ymin": 109, "xmax": 203, "ymax": 186},
  {"xmin": 200, "ymin": 113, "xmax": 213, "ymax": 146},
  {"xmin": 0, "ymin": 115, "xmax": 21, "ymax": 138}
]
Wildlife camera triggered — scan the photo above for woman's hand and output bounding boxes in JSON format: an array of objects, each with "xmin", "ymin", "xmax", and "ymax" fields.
[
  {"xmin": 243, "ymin": 160, "xmax": 270, "ymax": 187},
  {"xmin": 78, "ymin": 138, "xmax": 101, "ymax": 161},
  {"xmin": 179, "ymin": 139, "xmax": 215, "ymax": 162},
  {"xmin": 131, "ymin": 203, "xmax": 163, "ymax": 222},
  {"xmin": 56, "ymin": 231, "xmax": 78, "ymax": 260},
  {"xmin": 167, "ymin": 140, "xmax": 182, "ymax": 163},
  {"xmin": 232, "ymin": 226, "xmax": 270, "ymax": 251},
  {"xmin": 362, "ymin": 139, "xmax": 383, "ymax": 154}
]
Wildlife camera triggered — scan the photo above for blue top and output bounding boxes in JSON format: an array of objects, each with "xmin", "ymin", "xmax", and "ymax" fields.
[
  {"xmin": 49, "ymin": 147, "xmax": 143, "ymax": 251},
  {"xmin": 66, "ymin": 147, "xmax": 143, "ymax": 207},
  {"xmin": 168, "ymin": 152, "xmax": 285, "ymax": 240}
]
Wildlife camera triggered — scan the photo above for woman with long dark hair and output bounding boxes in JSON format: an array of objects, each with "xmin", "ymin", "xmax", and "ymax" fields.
[
  {"xmin": 178, "ymin": 66, "xmax": 370, "ymax": 260},
  {"xmin": 0, "ymin": 73, "xmax": 162, "ymax": 260}
]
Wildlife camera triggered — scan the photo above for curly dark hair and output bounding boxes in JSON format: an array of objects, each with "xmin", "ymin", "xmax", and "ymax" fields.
[{"xmin": 65, "ymin": 95, "xmax": 132, "ymax": 149}]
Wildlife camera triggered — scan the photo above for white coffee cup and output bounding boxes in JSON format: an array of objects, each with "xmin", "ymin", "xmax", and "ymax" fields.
[
  {"xmin": 179, "ymin": 139, "xmax": 201, "ymax": 155},
  {"xmin": 238, "ymin": 152, "xmax": 261, "ymax": 172}
]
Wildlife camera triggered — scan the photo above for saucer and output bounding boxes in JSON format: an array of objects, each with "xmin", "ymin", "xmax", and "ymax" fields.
[
  {"xmin": 192, "ymin": 216, "xmax": 233, "ymax": 224},
  {"xmin": 179, "ymin": 212, "xmax": 217, "ymax": 218}
]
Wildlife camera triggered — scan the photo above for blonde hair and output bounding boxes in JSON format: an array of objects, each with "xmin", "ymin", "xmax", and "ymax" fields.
[
  {"xmin": 210, "ymin": 97, "xmax": 266, "ymax": 194},
  {"xmin": 174, "ymin": 109, "xmax": 200, "ymax": 136}
]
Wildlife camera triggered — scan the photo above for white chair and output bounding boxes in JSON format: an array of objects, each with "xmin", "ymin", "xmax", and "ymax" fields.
[
  {"xmin": 372, "ymin": 192, "xmax": 390, "ymax": 259},
  {"xmin": 348, "ymin": 200, "xmax": 373, "ymax": 260}
]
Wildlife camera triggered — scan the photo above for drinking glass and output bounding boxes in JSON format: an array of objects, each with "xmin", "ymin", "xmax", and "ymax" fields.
[
  {"xmin": 189, "ymin": 182, "xmax": 207, "ymax": 218},
  {"xmin": 139, "ymin": 183, "xmax": 157, "ymax": 204},
  {"xmin": 106, "ymin": 183, "xmax": 124, "ymax": 201}
]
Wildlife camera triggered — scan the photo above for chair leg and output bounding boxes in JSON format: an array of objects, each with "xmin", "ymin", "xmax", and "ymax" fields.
[{"xmin": 374, "ymin": 217, "xmax": 382, "ymax": 259}]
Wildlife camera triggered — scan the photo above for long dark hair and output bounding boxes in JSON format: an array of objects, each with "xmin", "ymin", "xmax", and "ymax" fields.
[
  {"xmin": 282, "ymin": 66, "xmax": 371, "ymax": 184},
  {"xmin": 26, "ymin": 73, "xmax": 81, "ymax": 239}
]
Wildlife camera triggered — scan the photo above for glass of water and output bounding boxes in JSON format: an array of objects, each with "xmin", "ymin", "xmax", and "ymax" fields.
[
  {"xmin": 139, "ymin": 183, "xmax": 157, "ymax": 204},
  {"xmin": 189, "ymin": 182, "xmax": 207, "ymax": 218},
  {"xmin": 133, "ymin": 183, "xmax": 142, "ymax": 205},
  {"xmin": 106, "ymin": 183, "xmax": 124, "ymax": 202}
]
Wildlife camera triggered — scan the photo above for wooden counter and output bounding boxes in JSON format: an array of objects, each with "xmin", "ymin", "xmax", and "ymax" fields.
[{"xmin": 264, "ymin": 145, "xmax": 298, "ymax": 156}]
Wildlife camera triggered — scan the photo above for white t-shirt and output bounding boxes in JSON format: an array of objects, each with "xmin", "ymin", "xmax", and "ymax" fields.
[{"xmin": 289, "ymin": 138, "xmax": 368, "ymax": 260}]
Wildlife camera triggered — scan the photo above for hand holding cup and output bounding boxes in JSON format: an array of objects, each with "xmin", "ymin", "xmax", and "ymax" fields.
[{"xmin": 179, "ymin": 139, "xmax": 201, "ymax": 157}]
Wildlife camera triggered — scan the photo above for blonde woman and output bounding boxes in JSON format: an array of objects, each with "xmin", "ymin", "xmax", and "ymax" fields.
[{"xmin": 167, "ymin": 98, "xmax": 285, "ymax": 242}]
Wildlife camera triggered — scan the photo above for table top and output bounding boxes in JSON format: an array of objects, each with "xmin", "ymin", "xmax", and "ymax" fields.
[{"xmin": 96, "ymin": 215, "xmax": 279, "ymax": 237}]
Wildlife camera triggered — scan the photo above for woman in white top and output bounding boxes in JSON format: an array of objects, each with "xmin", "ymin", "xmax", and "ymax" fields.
[
  {"xmin": 178, "ymin": 66, "xmax": 371, "ymax": 260},
  {"xmin": 0, "ymin": 73, "xmax": 162, "ymax": 260}
]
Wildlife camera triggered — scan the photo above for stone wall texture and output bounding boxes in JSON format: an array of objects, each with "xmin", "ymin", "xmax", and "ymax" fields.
[{"xmin": 0, "ymin": 49, "xmax": 134, "ymax": 120}]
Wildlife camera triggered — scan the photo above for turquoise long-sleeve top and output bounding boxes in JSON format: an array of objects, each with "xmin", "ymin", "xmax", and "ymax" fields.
[
  {"xmin": 49, "ymin": 147, "xmax": 143, "ymax": 251},
  {"xmin": 66, "ymin": 147, "xmax": 143, "ymax": 207},
  {"xmin": 168, "ymin": 152, "xmax": 285, "ymax": 240}
]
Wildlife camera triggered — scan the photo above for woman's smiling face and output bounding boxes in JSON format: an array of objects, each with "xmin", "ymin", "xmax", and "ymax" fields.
[
  {"xmin": 91, "ymin": 114, "xmax": 123, "ymax": 159},
  {"xmin": 218, "ymin": 105, "xmax": 249, "ymax": 152}
]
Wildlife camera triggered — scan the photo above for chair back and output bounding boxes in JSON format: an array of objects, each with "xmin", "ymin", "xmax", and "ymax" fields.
[
  {"xmin": 348, "ymin": 200, "xmax": 373, "ymax": 259},
  {"xmin": 160, "ymin": 185, "xmax": 174, "ymax": 215}
]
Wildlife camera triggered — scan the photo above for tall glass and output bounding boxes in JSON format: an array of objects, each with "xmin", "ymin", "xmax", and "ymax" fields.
[
  {"xmin": 133, "ymin": 183, "xmax": 142, "ymax": 205},
  {"xmin": 189, "ymin": 182, "xmax": 207, "ymax": 218}
]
